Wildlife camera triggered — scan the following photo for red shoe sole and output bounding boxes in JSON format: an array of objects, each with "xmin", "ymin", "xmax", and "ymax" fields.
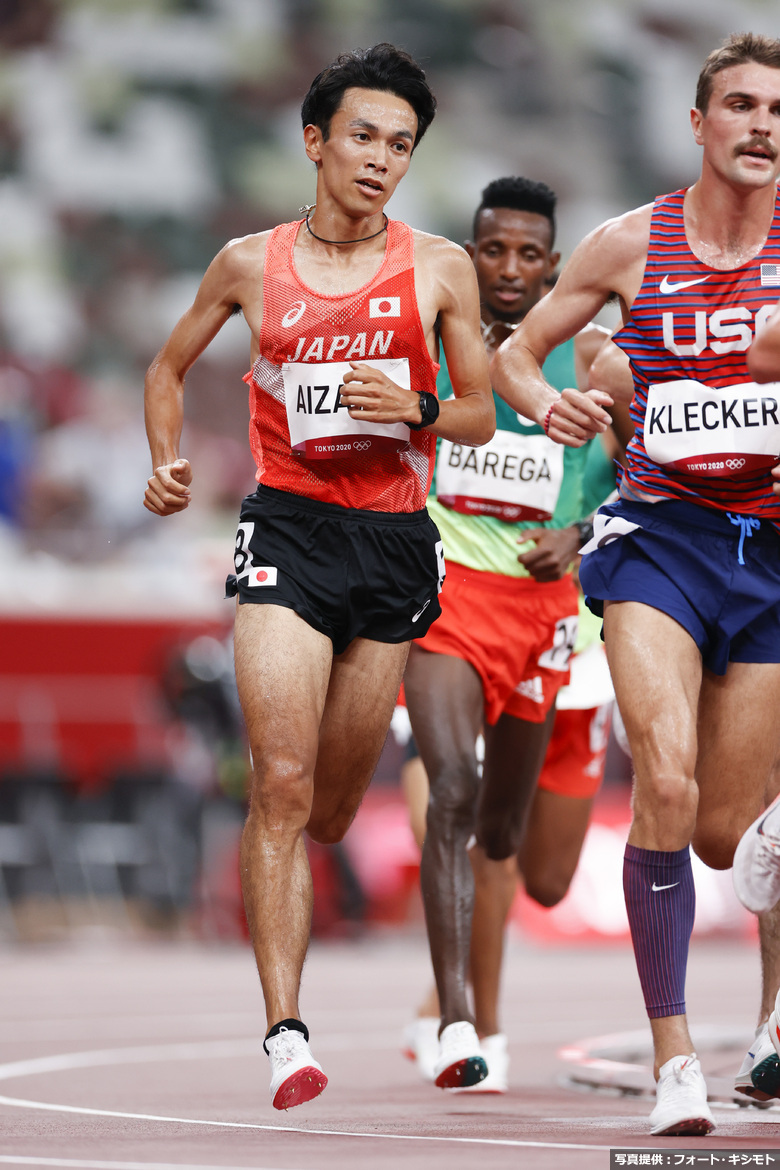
[
  {"xmin": 435, "ymin": 1056, "xmax": 487, "ymax": 1089},
  {"xmin": 655, "ymin": 1117, "xmax": 715, "ymax": 1137},
  {"xmin": 272, "ymin": 1066, "xmax": 328, "ymax": 1110}
]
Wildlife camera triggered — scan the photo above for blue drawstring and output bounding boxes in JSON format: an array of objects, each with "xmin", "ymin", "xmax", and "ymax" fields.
[{"xmin": 727, "ymin": 513, "xmax": 760, "ymax": 565}]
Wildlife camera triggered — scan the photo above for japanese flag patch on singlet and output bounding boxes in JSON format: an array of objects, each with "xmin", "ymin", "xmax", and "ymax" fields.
[
  {"xmin": 644, "ymin": 378, "xmax": 780, "ymax": 477},
  {"xmin": 282, "ymin": 357, "xmax": 411, "ymax": 460}
]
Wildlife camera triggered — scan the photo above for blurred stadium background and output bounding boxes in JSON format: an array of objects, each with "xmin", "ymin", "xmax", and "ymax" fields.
[{"xmin": 0, "ymin": 0, "xmax": 770, "ymax": 945}]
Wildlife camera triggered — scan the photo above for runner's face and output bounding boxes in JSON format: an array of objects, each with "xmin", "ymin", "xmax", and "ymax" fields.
[
  {"xmin": 467, "ymin": 208, "xmax": 558, "ymax": 324},
  {"xmin": 692, "ymin": 62, "xmax": 780, "ymax": 189},
  {"xmin": 305, "ymin": 88, "xmax": 417, "ymax": 216}
]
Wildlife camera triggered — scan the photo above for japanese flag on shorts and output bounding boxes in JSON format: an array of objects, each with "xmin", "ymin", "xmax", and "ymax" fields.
[{"xmin": 246, "ymin": 566, "xmax": 278, "ymax": 587}]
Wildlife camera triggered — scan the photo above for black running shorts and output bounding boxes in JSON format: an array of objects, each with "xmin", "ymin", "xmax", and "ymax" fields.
[{"xmin": 225, "ymin": 485, "xmax": 444, "ymax": 655}]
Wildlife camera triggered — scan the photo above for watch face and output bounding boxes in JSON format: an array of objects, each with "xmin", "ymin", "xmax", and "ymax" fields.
[{"xmin": 422, "ymin": 392, "xmax": 439, "ymax": 425}]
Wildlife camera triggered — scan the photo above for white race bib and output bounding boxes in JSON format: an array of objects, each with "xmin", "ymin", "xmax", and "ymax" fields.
[
  {"xmin": 436, "ymin": 429, "xmax": 564, "ymax": 522},
  {"xmin": 282, "ymin": 358, "xmax": 411, "ymax": 460},
  {"xmin": 644, "ymin": 379, "xmax": 780, "ymax": 476}
]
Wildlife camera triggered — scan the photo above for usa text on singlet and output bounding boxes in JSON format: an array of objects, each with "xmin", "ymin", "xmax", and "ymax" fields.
[
  {"xmin": 614, "ymin": 187, "xmax": 780, "ymax": 522},
  {"xmin": 243, "ymin": 218, "xmax": 440, "ymax": 513}
]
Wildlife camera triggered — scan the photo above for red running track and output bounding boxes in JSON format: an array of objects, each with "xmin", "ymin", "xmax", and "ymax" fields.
[{"xmin": 1, "ymin": 932, "xmax": 779, "ymax": 1170}]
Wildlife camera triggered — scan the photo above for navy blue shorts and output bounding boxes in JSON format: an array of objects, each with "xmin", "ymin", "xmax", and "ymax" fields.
[
  {"xmin": 579, "ymin": 497, "xmax": 780, "ymax": 675},
  {"xmin": 225, "ymin": 484, "xmax": 444, "ymax": 655}
]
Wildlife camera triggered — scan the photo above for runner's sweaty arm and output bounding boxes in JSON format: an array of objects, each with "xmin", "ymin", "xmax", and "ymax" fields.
[{"xmin": 489, "ymin": 208, "xmax": 654, "ymax": 445}]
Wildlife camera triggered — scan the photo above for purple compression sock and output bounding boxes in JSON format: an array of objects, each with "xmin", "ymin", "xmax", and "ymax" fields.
[{"xmin": 623, "ymin": 844, "xmax": 695, "ymax": 1018}]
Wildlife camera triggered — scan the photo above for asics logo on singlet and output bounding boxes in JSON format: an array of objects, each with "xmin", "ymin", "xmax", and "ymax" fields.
[
  {"xmin": 659, "ymin": 275, "xmax": 711, "ymax": 294},
  {"xmin": 281, "ymin": 301, "xmax": 307, "ymax": 328}
]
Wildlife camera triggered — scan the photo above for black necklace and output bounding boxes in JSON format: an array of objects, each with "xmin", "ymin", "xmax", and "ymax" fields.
[{"xmin": 301, "ymin": 205, "xmax": 388, "ymax": 245}]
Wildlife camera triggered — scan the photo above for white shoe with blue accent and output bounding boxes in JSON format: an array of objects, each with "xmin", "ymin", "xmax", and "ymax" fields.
[{"xmin": 735, "ymin": 1022, "xmax": 780, "ymax": 1101}]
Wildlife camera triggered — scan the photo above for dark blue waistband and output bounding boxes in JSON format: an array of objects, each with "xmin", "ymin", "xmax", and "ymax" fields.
[{"xmin": 603, "ymin": 497, "xmax": 778, "ymax": 543}]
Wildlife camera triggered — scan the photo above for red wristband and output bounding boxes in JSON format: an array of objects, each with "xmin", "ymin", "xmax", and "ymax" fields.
[{"xmin": 543, "ymin": 403, "xmax": 555, "ymax": 435}]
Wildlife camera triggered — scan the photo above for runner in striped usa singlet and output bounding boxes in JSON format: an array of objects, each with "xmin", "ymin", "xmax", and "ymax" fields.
[
  {"xmin": 490, "ymin": 32, "xmax": 780, "ymax": 1138},
  {"xmin": 617, "ymin": 185, "xmax": 780, "ymax": 517}
]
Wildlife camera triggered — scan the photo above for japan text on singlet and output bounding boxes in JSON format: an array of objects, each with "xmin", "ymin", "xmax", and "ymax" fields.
[
  {"xmin": 243, "ymin": 218, "xmax": 439, "ymax": 512},
  {"xmin": 614, "ymin": 187, "xmax": 780, "ymax": 522}
]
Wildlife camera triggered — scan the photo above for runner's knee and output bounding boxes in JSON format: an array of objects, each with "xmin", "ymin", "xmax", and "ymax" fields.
[
  {"xmin": 633, "ymin": 769, "xmax": 698, "ymax": 826},
  {"xmin": 246, "ymin": 754, "xmax": 314, "ymax": 828},
  {"xmin": 523, "ymin": 866, "xmax": 571, "ymax": 908},
  {"xmin": 691, "ymin": 820, "xmax": 742, "ymax": 870},
  {"xmin": 425, "ymin": 757, "xmax": 479, "ymax": 835},
  {"xmin": 307, "ymin": 805, "xmax": 358, "ymax": 845},
  {"xmin": 477, "ymin": 815, "xmax": 520, "ymax": 862}
]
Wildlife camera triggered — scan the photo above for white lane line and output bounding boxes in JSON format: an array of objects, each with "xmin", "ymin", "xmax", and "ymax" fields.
[
  {"xmin": 0, "ymin": 1159, "xmax": 299, "ymax": 1170},
  {"xmin": 0, "ymin": 1096, "xmax": 617, "ymax": 1151},
  {"xmin": 0, "ymin": 1033, "xmax": 629, "ymax": 1152}
]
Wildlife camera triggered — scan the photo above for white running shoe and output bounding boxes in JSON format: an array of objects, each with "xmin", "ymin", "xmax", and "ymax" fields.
[
  {"xmin": 433, "ymin": 1021, "xmax": 487, "ymax": 1089},
  {"xmin": 449, "ymin": 1032, "xmax": 508, "ymax": 1094},
  {"xmin": 267, "ymin": 1026, "xmax": 327, "ymax": 1110},
  {"xmin": 733, "ymin": 796, "xmax": 780, "ymax": 913},
  {"xmin": 649, "ymin": 1053, "xmax": 715, "ymax": 1136},
  {"xmin": 401, "ymin": 1016, "xmax": 440, "ymax": 1082},
  {"xmin": 735, "ymin": 1022, "xmax": 780, "ymax": 1100}
]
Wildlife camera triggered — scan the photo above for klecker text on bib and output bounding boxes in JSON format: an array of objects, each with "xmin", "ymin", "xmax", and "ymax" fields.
[{"xmin": 644, "ymin": 378, "xmax": 780, "ymax": 476}]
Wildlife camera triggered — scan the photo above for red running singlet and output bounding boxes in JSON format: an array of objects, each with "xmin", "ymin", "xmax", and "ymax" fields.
[
  {"xmin": 243, "ymin": 218, "xmax": 440, "ymax": 513},
  {"xmin": 614, "ymin": 187, "xmax": 780, "ymax": 523}
]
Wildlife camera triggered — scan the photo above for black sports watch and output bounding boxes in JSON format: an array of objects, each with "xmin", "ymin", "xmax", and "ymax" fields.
[
  {"xmin": 575, "ymin": 518, "xmax": 594, "ymax": 546},
  {"xmin": 408, "ymin": 391, "xmax": 440, "ymax": 430}
]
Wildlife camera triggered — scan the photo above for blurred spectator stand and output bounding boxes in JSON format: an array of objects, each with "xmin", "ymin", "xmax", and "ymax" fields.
[{"xmin": 0, "ymin": 613, "xmax": 230, "ymax": 789}]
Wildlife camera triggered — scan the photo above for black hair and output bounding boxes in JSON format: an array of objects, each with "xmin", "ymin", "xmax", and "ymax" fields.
[
  {"xmin": 300, "ymin": 43, "xmax": 437, "ymax": 150},
  {"xmin": 473, "ymin": 176, "xmax": 557, "ymax": 248}
]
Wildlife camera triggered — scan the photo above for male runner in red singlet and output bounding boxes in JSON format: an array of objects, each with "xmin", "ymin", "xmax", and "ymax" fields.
[
  {"xmin": 143, "ymin": 43, "xmax": 493, "ymax": 1110},
  {"xmin": 492, "ymin": 32, "xmax": 780, "ymax": 1137}
]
